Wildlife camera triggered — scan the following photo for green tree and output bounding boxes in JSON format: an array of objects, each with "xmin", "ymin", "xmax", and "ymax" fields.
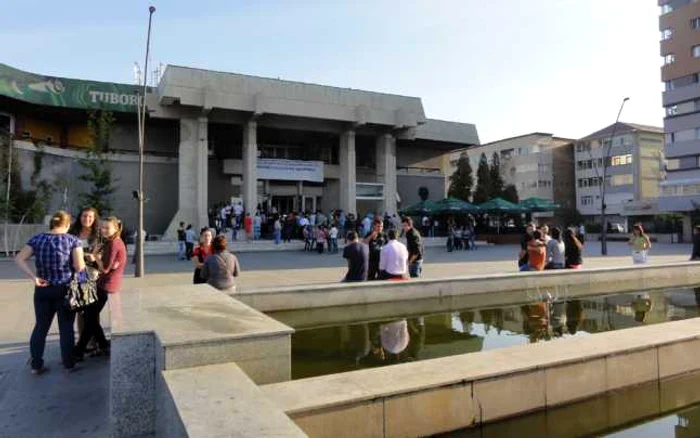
[
  {"xmin": 78, "ymin": 110, "xmax": 117, "ymax": 214},
  {"xmin": 489, "ymin": 152, "xmax": 505, "ymax": 199},
  {"xmin": 0, "ymin": 129, "xmax": 52, "ymax": 224},
  {"xmin": 448, "ymin": 153, "xmax": 473, "ymax": 201},
  {"xmin": 418, "ymin": 186, "xmax": 429, "ymax": 201},
  {"xmin": 472, "ymin": 153, "xmax": 491, "ymax": 204},
  {"xmin": 502, "ymin": 184, "xmax": 519, "ymax": 204}
]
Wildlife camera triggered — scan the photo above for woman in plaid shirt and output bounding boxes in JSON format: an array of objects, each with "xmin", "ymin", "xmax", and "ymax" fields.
[{"xmin": 15, "ymin": 211, "xmax": 86, "ymax": 374}]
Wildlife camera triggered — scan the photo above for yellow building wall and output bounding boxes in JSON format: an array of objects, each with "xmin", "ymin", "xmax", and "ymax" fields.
[
  {"xmin": 21, "ymin": 119, "xmax": 62, "ymax": 145},
  {"xmin": 67, "ymin": 125, "xmax": 92, "ymax": 148}
]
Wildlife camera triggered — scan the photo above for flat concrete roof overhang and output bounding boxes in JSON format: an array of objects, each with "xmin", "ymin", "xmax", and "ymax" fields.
[{"xmin": 154, "ymin": 65, "xmax": 480, "ymax": 146}]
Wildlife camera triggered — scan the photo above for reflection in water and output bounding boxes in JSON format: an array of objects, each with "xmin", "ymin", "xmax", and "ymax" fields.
[{"xmin": 289, "ymin": 288, "xmax": 700, "ymax": 380}]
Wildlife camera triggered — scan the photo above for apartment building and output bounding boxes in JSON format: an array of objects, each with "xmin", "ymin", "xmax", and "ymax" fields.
[
  {"xmin": 574, "ymin": 123, "xmax": 664, "ymax": 224},
  {"xmin": 659, "ymin": 0, "xmax": 700, "ymax": 226},
  {"xmin": 447, "ymin": 133, "xmax": 575, "ymax": 211}
]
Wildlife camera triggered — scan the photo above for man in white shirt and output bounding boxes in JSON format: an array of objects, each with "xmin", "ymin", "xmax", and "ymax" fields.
[{"xmin": 378, "ymin": 229, "xmax": 409, "ymax": 279}]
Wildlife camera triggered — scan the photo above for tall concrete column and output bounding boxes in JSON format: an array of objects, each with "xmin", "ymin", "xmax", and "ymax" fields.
[
  {"xmin": 164, "ymin": 117, "xmax": 208, "ymax": 238},
  {"xmin": 376, "ymin": 133, "xmax": 397, "ymax": 215},
  {"xmin": 339, "ymin": 130, "xmax": 356, "ymax": 216},
  {"xmin": 242, "ymin": 120, "xmax": 258, "ymax": 213},
  {"xmin": 196, "ymin": 116, "xmax": 209, "ymax": 227}
]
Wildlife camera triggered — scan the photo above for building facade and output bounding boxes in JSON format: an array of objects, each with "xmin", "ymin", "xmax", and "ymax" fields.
[
  {"xmin": 659, "ymin": 0, "xmax": 700, "ymax": 223},
  {"xmin": 0, "ymin": 63, "xmax": 479, "ymax": 235},
  {"xmin": 574, "ymin": 123, "xmax": 664, "ymax": 224},
  {"xmin": 447, "ymin": 133, "xmax": 575, "ymax": 211}
]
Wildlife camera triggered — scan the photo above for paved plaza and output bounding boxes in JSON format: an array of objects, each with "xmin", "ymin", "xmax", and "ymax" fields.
[{"xmin": 0, "ymin": 241, "xmax": 695, "ymax": 437}]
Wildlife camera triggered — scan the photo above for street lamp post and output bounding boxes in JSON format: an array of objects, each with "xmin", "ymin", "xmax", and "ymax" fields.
[
  {"xmin": 135, "ymin": 5, "xmax": 156, "ymax": 278},
  {"xmin": 599, "ymin": 97, "xmax": 629, "ymax": 256}
]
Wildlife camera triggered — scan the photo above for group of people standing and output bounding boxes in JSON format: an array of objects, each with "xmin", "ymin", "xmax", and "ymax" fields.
[
  {"xmin": 518, "ymin": 223, "xmax": 585, "ymax": 271},
  {"xmin": 342, "ymin": 217, "xmax": 424, "ymax": 282},
  {"xmin": 14, "ymin": 208, "xmax": 126, "ymax": 374}
]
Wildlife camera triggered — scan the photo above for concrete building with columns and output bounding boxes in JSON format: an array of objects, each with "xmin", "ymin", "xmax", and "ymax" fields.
[{"xmin": 0, "ymin": 63, "xmax": 479, "ymax": 236}]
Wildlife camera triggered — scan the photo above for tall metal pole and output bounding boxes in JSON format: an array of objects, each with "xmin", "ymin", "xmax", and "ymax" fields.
[
  {"xmin": 3, "ymin": 131, "xmax": 12, "ymax": 257},
  {"xmin": 135, "ymin": 5, "xmax": 156, "ymax": 277},
  {"xmin": 599, "ymin": 97, "xmax": 629, "ymax": 256}
]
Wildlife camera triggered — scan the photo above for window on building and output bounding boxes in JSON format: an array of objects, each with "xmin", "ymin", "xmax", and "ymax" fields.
[
  {"xmin": 581, "ymin": 196, "xmax": 594, "ymax": 206},
  {"xmin": 606, "ymin": 174, "xmax": 634, "ymax": 187},
  {"xmin": 664, "ymin": 54, "xmax": 676, "ymax": 65},
  {"xmin": 693, "ymin": 45, "xmax": 700, "ymax": 58},
  {"xmin": 609, "ymin": 154, "xmax": 632, "ymax": 166},
  {"xmin": 661, "ymin": 4, "xmax": 673, "ymax": 15},
  {"xmin": 692, "ymin": 17, "xmax": 700, "ymax": 28},
  {"xmin": 667, "ymin": 105, "xmax": 678, "ymax": 116},
  {"xmin": 662, "ymin": 28, "xmax": 674, "ymax": 40}
]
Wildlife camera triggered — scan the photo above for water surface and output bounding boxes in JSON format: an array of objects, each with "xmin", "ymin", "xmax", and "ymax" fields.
[{"xmin": 280, "ymin": 286, "xmax": 700, "ymax": 380}]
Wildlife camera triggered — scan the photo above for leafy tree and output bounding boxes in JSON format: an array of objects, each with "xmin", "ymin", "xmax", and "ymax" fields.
[
  {"xmin": 489, "ymin": 152, "xmax": 505, "ymax": 199},
  {"xmin": 472, "ymin": 153, "xmax": 491, "ymax": 204},
  {"xmin": 0, "ymin": 129, "xmax": 52, "ymax": 224},
  {"xmin": 502, "ymin": 184, "xmax": 519, "ymax": 204},
  {"xmin": 418, "ymin": 186, "xmax": 429, "ymax": 201},
  {"xmin": 448, "ymin": 153, "xmax": 473, "ymax": 201},
  {"xmin": 78, "ymin": 110, "xmax": 117, "ymax": 214}
]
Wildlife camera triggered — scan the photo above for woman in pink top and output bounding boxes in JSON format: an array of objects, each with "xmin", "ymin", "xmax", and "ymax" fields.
[{"xmin": 75, "ymin": 216, "xmax": 126, "ymax": 359}]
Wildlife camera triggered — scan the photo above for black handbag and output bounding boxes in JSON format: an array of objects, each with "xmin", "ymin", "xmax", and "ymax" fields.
[{"xmin": 66, "ymin": 271, "xmax": 98, "ymax": 311}]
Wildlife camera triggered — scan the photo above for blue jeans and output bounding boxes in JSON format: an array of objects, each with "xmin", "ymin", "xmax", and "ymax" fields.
[
  {"xmin": 274, "ymin": 230, "xmax": 281, "ymax": 244},
  {"xmin": 409, "ymin": 260, "xmax": 423, "ymax": 278},
  {"xmin": 177, "ymin": 241, "xmax": 185, "ymax": 260},
  {"xmin": 30, "ymin": 284, "xmax": 76, "ymax": 369},
  {"xmin": 329, "ymin": 238, "xmax": 338, "ymax": 253},
  {"xmin": 254, "ymin": 226, "xmax": 261, "ymax": 240}
]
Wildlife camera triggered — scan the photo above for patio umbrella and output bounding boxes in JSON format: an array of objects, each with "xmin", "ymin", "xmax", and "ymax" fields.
[
  {"xmin": 435, "ymin": 197, "xmax": 481, "ymax": 214},
  {"xmin": 400, "ymin": 199, "xmax": 440, "ymax": 216},
  {"xmin": 478, "ymin": 197, "xmax": 529, "ymax": 214},
  {"xmin": 520, "ymin": 197, "xmax": 560, "ymax": 212}
]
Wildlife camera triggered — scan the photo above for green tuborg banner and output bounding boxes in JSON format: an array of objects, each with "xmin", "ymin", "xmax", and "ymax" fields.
[{"xmin": 0, "ymin": 63, "xmax": 145, "ymax": 113}]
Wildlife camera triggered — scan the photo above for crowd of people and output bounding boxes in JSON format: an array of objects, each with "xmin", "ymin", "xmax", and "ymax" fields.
[
  {"xmin": 342, "ymin": 217, "xmax": 424, "ymax": 282},
  {"xmin": 14, "ymin": 208, "xmax": 126, "ymax": 374},
  {"xmin": 517, "ymin": 223, "xmax": 585, "ymax": 271}
]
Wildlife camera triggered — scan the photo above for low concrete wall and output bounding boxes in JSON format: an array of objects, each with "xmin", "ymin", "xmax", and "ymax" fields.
[
  {"xmin": 109, "ymin": 284, "xmax": 295, "ymax": 437},
  {"xmin": 237, "ymin": 262, "xmax": 700, "ymax": 313},
  {"xmin": 160, "ymin": 363, "xmax": 306, "ymax": 438},
  {"xmin": 261, "ymin": 317, "xmax": 700, "ymax": 437}
]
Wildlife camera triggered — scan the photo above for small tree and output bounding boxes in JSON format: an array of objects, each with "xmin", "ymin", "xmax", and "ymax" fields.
[
  {"xmin": 472, "ymin": 153, "xmax": 491, "ymax": 204},
  {"xmin": 489, "ymin": 152, "xmax": 505, "ymax": 199},
  {"xmin": 418, "ymin": 186, "xmax": 429, "ymax": 201},
  {"xmin": 448, "ymin": 153, "xmax": 473, "ymax": 202},
  {"xmin": 78, "ymin": 110, "xmax": 117, "ymax": 214},
  {"xmin": 502, "ymin": 184, "xmax": 519, "ymax": 204}
]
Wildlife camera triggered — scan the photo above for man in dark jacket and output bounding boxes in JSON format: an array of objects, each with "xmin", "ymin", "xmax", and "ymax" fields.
[{"xmin": 402, "ymin": 217, "xmax": 424, "ymax": 278}]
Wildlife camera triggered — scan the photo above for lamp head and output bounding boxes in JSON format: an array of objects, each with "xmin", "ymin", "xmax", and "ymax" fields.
[
  {"xmin": 623, "ymin": 97, "xmax": 630, "ymax": 102},
  {"xmin": 149, "ymin": 6, "xmax": 156, "ymax": 13}
]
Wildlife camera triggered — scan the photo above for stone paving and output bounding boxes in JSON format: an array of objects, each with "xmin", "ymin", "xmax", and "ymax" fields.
[{"xmin": 0, "ymin": 241, "xmax": 694, "ymax": 437}]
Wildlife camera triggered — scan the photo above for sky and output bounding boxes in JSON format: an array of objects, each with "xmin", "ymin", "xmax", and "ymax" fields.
[{"xmin": 2, "ymin": 0, "xmax": 664, "ymax": 143}]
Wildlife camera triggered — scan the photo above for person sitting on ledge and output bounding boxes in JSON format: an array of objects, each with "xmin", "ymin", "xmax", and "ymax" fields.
[
  {"xmin": 201, "ymin": 235, "xmax": 240, "ymax": 293},
  {"xmin": 521, "ymin": 230, "xmax": 547, "ymax": 272}
]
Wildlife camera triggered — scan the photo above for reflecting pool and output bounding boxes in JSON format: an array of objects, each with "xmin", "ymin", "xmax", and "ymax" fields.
[{"xmin": 273, "ymin": 286, "xmax": 700, "ymax": 380}]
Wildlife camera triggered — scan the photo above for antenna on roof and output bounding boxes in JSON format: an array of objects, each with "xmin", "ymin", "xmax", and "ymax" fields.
[{"xmin": 133, "ymin": 62, "xmax": 142, "ymax": 85}]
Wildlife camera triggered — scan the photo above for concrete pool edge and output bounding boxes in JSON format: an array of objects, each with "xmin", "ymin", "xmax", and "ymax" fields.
[
  {"xmin": 260, "ymin": 317, "xmax": 700, "ymax": 437},
  {"xmin": 236, "ymin": 262, "xmax": 700, "ymax": 312}
]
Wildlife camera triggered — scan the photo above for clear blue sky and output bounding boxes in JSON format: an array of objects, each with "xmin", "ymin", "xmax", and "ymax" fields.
[{"xmin": 3, "ymin": 0, "xmax": 663, "ymax": 143}]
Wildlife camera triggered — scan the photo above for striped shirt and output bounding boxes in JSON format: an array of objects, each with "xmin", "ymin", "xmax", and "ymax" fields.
[{"xmin": 27, "ymin": 233, "xmax": 80, "ymax": 285}]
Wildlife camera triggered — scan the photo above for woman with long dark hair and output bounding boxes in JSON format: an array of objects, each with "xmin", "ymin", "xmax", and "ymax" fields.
[
  {"xmin": 15, "ymin": 211, "xmax": 85, "ymax": 374},
  {"xmin": 75, "ymin": 216, "xmax": 126, "ymax": 359},
  {"xmin": 564, "ymin": 228, "xmax": 584, "ymax": 269}
]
